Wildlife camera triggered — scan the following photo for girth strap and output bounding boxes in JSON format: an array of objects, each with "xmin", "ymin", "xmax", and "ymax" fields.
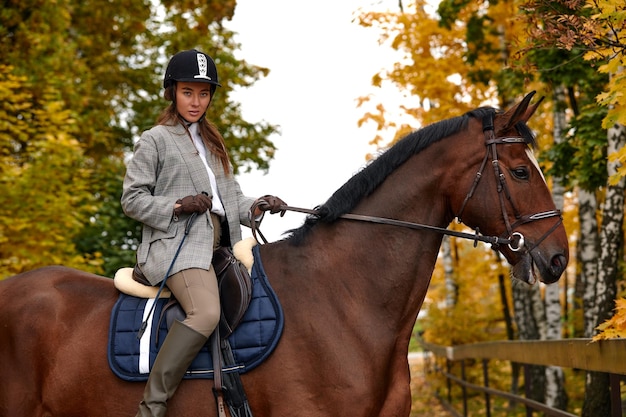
[
  {"xmin": 211, "ymin": 327, "xmax": 227, "ymax": 417},
  {"xmin": 210, "ymin": 327, "xmax": 255, "ymax": 417}
]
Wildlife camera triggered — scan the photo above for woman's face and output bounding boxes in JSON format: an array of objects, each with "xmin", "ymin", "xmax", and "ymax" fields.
[{"xmin": 175, "ymin": 81, "xmax": 212, "ymax": 123}]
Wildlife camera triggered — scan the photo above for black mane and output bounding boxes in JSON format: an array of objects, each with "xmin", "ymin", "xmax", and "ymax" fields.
[{"xmin": 286, "ymin": 106, "xmax": 536, "ymax": 244}]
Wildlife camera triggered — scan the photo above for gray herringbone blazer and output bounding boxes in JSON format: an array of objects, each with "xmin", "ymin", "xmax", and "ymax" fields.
[{"xmin": 121, "ymin": 122, "xmax": 255, "ymax": 285}]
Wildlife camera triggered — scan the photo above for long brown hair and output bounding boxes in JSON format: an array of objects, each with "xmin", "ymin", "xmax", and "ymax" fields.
[{"xmin": 158, "ymin": 84, "xmax": 231, "ymax": 175}]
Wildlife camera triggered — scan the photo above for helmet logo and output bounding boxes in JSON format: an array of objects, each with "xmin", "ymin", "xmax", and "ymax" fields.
[{"xmin": 194, "ymin": 53, "xmax": 211, "ymax": 81}]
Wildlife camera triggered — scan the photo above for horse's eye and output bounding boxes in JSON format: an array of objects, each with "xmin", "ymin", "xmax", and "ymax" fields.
[{"xmin": 511, "ymin": 167, "xmax": 530, "ymax": 180}]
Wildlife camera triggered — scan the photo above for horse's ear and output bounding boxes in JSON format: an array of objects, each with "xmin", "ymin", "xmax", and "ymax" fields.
[
  {"xmin": 502, "ymin": 91, "xmax": 544, "ymax": 130},
  {"xmin": 523, "ymin": 94, "xmax": 544, "ymax": 122}
]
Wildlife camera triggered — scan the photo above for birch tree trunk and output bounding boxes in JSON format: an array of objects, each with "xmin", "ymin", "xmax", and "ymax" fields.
[
  {"xmin": 579, "ymin": 189, "xmax": 599, "ymax": 339},
  {"xmin": 582, "ymin": 118, "xmax": 626, "ymax": 417},
  {"xmin": 512, "ymin": 281, "xmax": 546, "ymax": 404},
  {"xmin": 442, "ymin": 236, "xmax": 456, "ymax": 309},
  {"xmin": 544, "ymin": 85, "xmax": 568, "ymax": 410}
]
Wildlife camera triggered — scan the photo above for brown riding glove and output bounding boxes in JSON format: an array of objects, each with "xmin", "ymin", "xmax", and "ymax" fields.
[
  {"xmin": 255, "ymin": 195, "xmax": 287, "ymax": 217},
  {"xmin": 174, "ymin": 194, "xmax": 212, "ymax": 216}
]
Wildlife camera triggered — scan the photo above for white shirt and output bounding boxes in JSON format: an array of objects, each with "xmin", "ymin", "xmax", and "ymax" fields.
[{"xmin": 188, "ymin": 123, "xmax": 226, "ymax": 217}]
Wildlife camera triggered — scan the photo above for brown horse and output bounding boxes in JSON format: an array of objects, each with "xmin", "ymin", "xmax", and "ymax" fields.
[{"xmin": 0, "ymin": 92, "xmax": 568, "ymax": 417}]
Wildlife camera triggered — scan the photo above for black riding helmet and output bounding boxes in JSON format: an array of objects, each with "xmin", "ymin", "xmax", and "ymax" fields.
[{"xmin": 163, "ymin": 49, "xmax": 222, "ymax": 97}]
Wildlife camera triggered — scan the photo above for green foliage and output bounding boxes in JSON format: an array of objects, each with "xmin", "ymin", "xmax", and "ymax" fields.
[
  {"xmin": 437, "ymin": 0, "xmax": 473, "ymax": 29},
  {"xmin": 73, "ymin": 157, "xmax": 142, "ymax": 278},
  {"xmin": 520, "ymin": 0, "xmax": 626, "ymax": 178},
  {"xmin": 542, "ymin": 104, "xmax": 608, "ymax": 191},
  {"xmin": 518, "ymin": 2, "xmax": 612, "ymax": 193}
]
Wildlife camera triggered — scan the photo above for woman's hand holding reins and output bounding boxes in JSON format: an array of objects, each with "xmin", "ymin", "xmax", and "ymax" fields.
[{"xmin": 253, "ymin": 195, "xmax": 287, "ymax": 217}]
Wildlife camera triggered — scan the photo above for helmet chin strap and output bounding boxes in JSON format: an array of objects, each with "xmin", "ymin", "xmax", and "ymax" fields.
[
  {"xmin": 175, "ymin": 99, "xmax": 211, "ymax": 125},
  {"xmin": 180, "ymin": 113, "xmax": 205, "ymax": 125}
]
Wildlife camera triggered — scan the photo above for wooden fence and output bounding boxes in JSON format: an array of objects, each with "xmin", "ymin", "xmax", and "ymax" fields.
[{"xmin": 419, "ymin": 338, "xmax": 626, "ymax": 417}]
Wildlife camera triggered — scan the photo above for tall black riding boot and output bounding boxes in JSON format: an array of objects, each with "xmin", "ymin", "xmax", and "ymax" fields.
[{"xmin": 136, "ymin": 320, "xmax": 208, "ymax": 417}]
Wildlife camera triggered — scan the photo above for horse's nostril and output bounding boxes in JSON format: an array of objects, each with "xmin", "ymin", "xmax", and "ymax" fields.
[{"xmin": 550, "ymin": 254, "xmax": 567, "ymax": 276}]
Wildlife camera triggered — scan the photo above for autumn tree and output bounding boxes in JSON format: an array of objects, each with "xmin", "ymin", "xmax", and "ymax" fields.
[
  {"xmin": 521, "ymin": 1, "xmax": 625, "ymax": 414},
  {"xmin": 0, "ymin": 0, "xmax": 279, "ymax": 278},
  {"xmin": 0, "ymin": 67, "xmax": 99, "ymax": 274},
  {"xmin": 356, "ymin": 0, "xmax": 593, "ymax": 410}
]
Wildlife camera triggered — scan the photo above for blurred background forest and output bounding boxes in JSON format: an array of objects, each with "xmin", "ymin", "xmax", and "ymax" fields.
[{"xmin": 1, "ymin": 1, "xmax": 625, "ymax": 416}]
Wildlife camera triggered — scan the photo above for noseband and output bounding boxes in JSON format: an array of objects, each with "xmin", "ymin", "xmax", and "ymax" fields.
[
  {"xmin": 455, "ymin": 113, "xmax": 562, "ymax": 253},
  {"xmin": 250, "ymin": 112, "xmax": 562, "ymax": 253}
]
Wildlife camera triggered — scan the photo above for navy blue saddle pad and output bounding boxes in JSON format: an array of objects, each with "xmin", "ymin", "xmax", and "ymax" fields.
[{"xmin": 108, "ymin": 245, "xmax": 284, "ymax": 382}]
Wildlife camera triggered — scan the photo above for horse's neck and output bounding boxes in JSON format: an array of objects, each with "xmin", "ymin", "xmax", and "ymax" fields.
[
  {"xmin": 267, "ymin": 148, "xmax": 453, "ymax": 322},
  {"xmin": 277, "ymin": 212, "xmax": 446, "ymax": 322},
  {"xmin": 342, "ymin": 220, "xmax": 443, "ymax": 309}
]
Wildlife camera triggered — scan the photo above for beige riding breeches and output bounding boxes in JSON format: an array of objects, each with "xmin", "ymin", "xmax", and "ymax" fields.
[{"xmin": 165, "ymin": 213, "xmax": 222, "ymax": 337}]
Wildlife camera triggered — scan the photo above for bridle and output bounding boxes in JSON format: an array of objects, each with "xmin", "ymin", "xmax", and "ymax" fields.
[
  {"xmin": 251, "ymin": 112, "xmax": 562, "ymax": 255},
  {"xmin": 454, "ymin": 112, "xmax": 562, "ymax": 253}
]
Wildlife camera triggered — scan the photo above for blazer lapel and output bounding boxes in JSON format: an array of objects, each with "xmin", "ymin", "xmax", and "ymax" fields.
[{"xmin": 169, "ymin": 123, "xmax": 213, "ymax": 195}]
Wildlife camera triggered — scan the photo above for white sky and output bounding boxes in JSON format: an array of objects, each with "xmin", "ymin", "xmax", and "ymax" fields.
[{"xmin": 226, "ymin": 0, "xmax": 405, "ymax": 241}]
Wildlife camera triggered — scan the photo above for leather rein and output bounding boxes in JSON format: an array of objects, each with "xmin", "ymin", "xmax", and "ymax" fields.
[{"xmin": 251, "ymin": 113, "xmax": 562, "ymax": 254}]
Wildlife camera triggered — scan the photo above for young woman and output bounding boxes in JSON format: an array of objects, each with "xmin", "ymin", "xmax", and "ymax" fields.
[{"xmin": 121, "ymin": 49, "xmax": 285, "ymax": 417}]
